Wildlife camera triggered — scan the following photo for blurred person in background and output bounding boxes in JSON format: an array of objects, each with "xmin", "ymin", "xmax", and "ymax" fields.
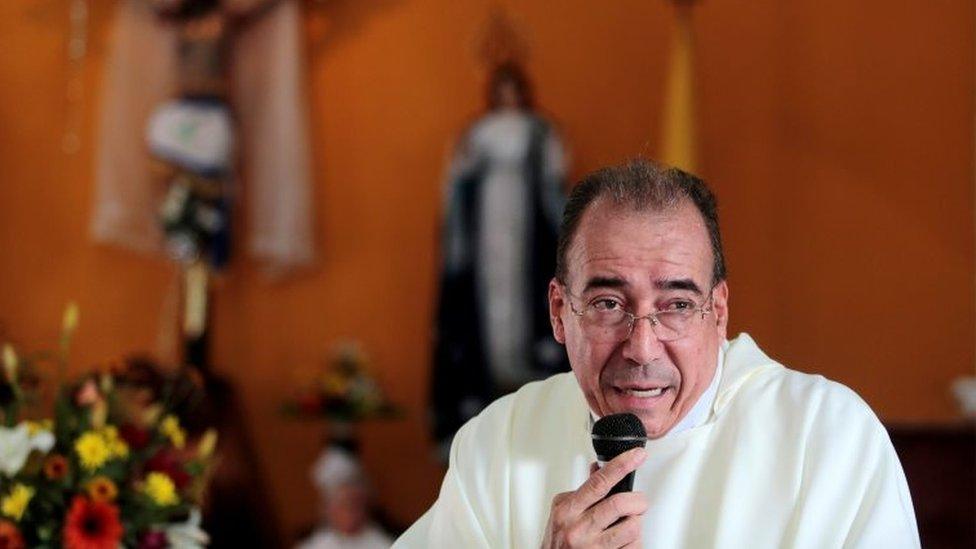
[{"xmin": 296, "ymin": 446, "xmax": 392, "ymax": 549}]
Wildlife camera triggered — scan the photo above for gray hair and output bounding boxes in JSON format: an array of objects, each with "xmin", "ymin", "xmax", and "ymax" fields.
[{"xmin": 555, "ymin": 159, "xmax": 727, "ymax": 285}]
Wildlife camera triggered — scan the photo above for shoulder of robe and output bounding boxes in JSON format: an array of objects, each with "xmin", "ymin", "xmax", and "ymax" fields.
[
  {"xmin": 440, "ymin": 372, "xmax": 582, "ymax": 542},
  {"xmin": 450, "ymin": 372, "xmax": 583, "ymax": 470},
  {"xmin": 732, "ymin": 356, "xmax": 889, "ymax": 453},
  {"xmin": 723, "ymin": 334, "xmax": 883, "ymax": 432}
]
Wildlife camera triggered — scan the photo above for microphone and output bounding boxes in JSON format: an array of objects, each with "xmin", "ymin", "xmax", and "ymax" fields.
[{"xmin": 591, "ymin": 413, "xmax": 647, "ymax": 497}]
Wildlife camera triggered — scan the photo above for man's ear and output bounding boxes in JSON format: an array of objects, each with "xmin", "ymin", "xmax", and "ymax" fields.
[
  {"xmin": 712, "ymin": 280, "xmax": 730, "ymax": 339},
  {"xmin": 548, "ymin": 278, "xmax": 566, "ymax": 344}
]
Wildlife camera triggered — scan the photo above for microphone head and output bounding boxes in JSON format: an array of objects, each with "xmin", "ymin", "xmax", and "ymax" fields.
[{"xmin": 592, "ymin": 413, "xmax": 647, "ymax": 461}]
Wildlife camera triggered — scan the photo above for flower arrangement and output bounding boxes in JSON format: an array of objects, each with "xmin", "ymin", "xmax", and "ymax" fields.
[
  {"xmin": 0, "ymin": 304, "xmax": 216, "ymax": 548},
  {"xmin": 282, "ymin": 341, "xmax": 399, "ymax": 423}
]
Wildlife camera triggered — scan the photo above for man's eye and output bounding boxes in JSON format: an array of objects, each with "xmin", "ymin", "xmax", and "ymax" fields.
[
  {"xmin": 590, "ymin": 299, "xmax": 622, "ymax": 312},
  {"xmin": 662, "ymin": 300, "xmax": 694, "ymax": 312}
]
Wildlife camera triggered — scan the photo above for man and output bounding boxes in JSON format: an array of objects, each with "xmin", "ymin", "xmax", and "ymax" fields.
[{"xmin": 396, "ymin": 160, "xmax": 919, "ymax": 548}]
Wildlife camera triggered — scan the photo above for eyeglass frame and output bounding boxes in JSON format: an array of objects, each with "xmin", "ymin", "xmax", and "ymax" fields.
[{"xmin": 558, "ymin": 281, "xmax": 717, "ymax": 343}]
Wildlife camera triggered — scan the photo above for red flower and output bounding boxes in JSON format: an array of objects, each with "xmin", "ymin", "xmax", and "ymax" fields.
[
  {"xmin": 146, "ymin": 449, "xmax": 191, "ymax": 490},
  {"xmin": 43, "ymin": 454, "xmax": 70, "ymax": 480},
  {"xmin": 63, "ymin": 497, "xmax": 123, "ymax": 549},
  {"xmin": 0, "ymin": 520, "xmax": 25, "ymax": 549},
  {"xmin": 137, "ymin": 530, "xmax": 168, "ymax": 549},
  {"xmin": 119, "ymin": 423, "xmax": 151, "ymax": 451}
]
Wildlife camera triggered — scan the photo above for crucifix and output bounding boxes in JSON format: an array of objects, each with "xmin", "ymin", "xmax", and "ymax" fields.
[
  {"xmin": 145, "ymin": 0, "xmax": 283, "ymax": 368},
  {"xmin": 89, "ymin": 1, "xmax": 319, "ymax": 544},
  {"xmin": 92, "ymin": 0, "xmax": 317, "ymax": 370}
]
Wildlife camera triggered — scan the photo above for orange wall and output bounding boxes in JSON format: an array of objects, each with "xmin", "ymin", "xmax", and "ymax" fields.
[{"xmin": 0, "ymin": 0, "xmax": 972, "ymax": 538}]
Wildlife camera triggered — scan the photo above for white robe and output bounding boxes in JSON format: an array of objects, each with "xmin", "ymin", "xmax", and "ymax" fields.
[{"xmin": 395, "ymin": 333, "xmax": 920, "ymax": 548}]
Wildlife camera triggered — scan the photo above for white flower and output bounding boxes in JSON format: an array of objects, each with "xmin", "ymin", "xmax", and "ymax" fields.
[
  {"xmin": 29, "ymin": 428, "xmax": 54, "ymax": 454},
  {"xmin": 0, "ymin": 425, "xmax": 29, "ymax": 477},
  {"xmin": 165, "ymin": 508, "xmax": 210, "ymax": 549},
  {"xmin": 0, "ymin": 423, "xmax": 55, "ymax": 477}
]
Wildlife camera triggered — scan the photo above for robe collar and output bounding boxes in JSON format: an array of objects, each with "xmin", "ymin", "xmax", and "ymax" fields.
[{"xmin": 712, "ymin": 333, "xmax": 779, "ymax": 415}]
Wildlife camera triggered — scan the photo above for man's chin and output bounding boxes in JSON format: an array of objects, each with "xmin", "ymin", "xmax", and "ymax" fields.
[{"xmin": 641, "ymin": 415, "xmax": 676, "ymax": 439}]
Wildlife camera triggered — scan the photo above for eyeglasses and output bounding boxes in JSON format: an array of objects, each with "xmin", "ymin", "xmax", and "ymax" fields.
[{"xmin": 562, "ymin": 284, "xmax": 715, "ymax": 343}]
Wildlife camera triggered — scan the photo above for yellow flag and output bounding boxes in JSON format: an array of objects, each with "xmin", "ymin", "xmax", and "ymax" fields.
[{"xmin": 661, "ymin": 1, "xmax": 698, "ymax": 172}]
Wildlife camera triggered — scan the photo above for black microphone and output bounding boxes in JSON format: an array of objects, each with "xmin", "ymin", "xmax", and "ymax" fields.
[{"xmin": 591, "ymin": 413, "xmax": 647, "ymax": 497}]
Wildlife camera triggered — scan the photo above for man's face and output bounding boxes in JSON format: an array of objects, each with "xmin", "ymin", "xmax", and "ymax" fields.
[{"xmin": 549, "ymin": 199, "xmax": 729, "ymax": 438}]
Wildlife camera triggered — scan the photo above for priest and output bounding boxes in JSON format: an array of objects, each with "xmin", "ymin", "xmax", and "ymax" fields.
[{"xmin": 396, "ymin": 159, "xmax": 920, "ymax": 548}]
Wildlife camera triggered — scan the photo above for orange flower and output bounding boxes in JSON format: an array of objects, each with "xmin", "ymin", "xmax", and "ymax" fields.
[
  {"xmin": 63, "ymin": 497, "xmax": 123, "ymax": 549},
  {"xmin": 85, "ymin": 477, "xmax": 118, "ymax": 503},
  {"xmin": 0, "ymin": 520, "xmax": 25, "ymax": 549},
  {"xmin": 43, "ymin": 454, "xmax": 69, "ymax": 480}
]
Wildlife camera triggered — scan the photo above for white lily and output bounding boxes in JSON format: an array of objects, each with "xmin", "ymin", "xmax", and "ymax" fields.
[
  {"xmin": 0, "ymin": 422, "xmax": 55, "ymax": 477},
  {"xmin": 165, "ymin": 507, "xmax": 210, "ymax": 548}
]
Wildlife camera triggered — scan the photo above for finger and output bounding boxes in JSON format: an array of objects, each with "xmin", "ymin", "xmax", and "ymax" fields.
[
  {"xmin": 584, "ymin": 492, "xmax": 648, "ymax": 531},
  {"xmin": 597, "ymin": 514, "xmax": 642, "ymax": 548},
  {"xmin": 590, "ymin": 461, "xmax": 600, "ymax": 475},
  {"xmin": 573, "ymin": 448, "xmax": 646, "ymax": 511}
]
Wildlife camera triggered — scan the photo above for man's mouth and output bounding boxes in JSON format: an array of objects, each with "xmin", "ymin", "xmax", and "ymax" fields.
[{"xmin": 615, "ymin": 385, "xmax": 671, "ymax": 398}]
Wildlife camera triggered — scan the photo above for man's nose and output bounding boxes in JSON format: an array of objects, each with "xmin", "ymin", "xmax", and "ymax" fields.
[{"xmin": 621, "ymin": 315, "xmax": 666, "ymax": 365}]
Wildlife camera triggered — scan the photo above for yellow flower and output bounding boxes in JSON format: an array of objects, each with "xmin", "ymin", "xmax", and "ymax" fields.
[
  {"xmin": 110, "ymin": 439, "xmax": 129, "ymax": 459},
  {"xmin": 99, "ymin": 426, "xmax": 129, "ymax": 459},
  {"xmin": 25, "ymin": 420, "xmax": 52, "ymax": 436},
  {"xmin": 197, "ymin": 429, "xmax": 218, "ymax": 459},
  {"xmin": 1, "ymin": 485, "xmax": 33, "ymax": 521},
  {"xmin": 143, "ymin": 472, "xmax": 178, "ymax": 506},
  {"xmin": 75, "ymin": 431, "xmax": 111, "ymax": 471},
  {"xmin": 85, "ymin": 476, "xmax": 118, "ymax": 503},
  {"xmin": 159, "ymin": 415, "xmax": 186, "ymax": 449}
]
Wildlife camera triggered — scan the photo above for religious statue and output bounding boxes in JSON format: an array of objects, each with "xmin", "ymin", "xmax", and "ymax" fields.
[{"xmin": 430, "ymin": 14, "xmax": 571, "ymax": 457}]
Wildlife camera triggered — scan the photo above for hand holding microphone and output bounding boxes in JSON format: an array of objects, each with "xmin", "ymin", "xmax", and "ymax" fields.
[{"xmin": 541, "ymin": 414, "xmax": 648, "ymax": 549}]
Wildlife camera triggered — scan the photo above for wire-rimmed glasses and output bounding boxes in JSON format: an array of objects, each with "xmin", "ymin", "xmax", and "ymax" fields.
[{"xmin": 562, "ymin": 284, "xmax": 715, "ymax": 343}]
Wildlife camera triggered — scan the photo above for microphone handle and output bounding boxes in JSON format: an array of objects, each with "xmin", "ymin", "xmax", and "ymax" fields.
[
  {"xmin": 596, "ymin": 456, "xmax": 637, "ymax": 527},
  {"xmin": 596, "ymin": 453, "xmax": 638, "ymax": 497},
  {"xmin": 608, "ymin": 471, "xmax": 636, "ymax": 497}
]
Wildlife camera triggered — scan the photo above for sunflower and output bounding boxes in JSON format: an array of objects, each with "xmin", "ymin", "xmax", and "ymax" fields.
[{"xmin": 63, "ymin": 497, "xmax": 123, "ymax": 549}]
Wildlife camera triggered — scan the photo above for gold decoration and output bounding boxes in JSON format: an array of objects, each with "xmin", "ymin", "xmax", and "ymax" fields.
[{"xmin": 661, "ymin": 0, "xmax": 699, "ymax": 172}]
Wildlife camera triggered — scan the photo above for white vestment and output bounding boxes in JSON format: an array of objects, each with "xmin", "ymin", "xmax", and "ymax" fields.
[{"xmin": 395, "ymin": 333, "xmax": 920, "ymax": 548}]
